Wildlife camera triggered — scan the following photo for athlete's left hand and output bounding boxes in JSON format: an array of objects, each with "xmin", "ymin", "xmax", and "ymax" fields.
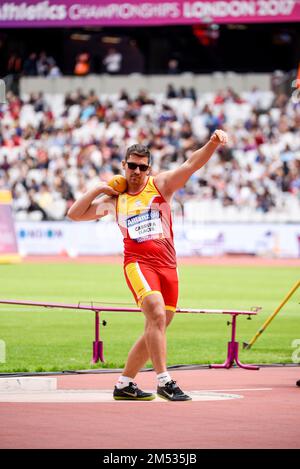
[{"xmin": 210, "ymin": 129, "xmax": 228, "ymax": 146}]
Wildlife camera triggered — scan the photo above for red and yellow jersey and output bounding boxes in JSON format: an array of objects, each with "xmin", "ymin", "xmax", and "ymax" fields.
[{"xmin": 116, "ymin": 176, "xmax": 176, "ymax": 268}]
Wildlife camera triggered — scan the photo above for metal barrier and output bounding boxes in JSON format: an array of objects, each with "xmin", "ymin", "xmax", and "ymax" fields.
[{"xmin": 0, "ymin": 299, "xmax": 260, "ymax": 370}]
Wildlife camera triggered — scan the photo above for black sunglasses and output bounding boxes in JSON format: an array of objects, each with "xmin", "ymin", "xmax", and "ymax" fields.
[{"xmin": 126, "ymin": 162, "xmax": 149, "ymax": 172}]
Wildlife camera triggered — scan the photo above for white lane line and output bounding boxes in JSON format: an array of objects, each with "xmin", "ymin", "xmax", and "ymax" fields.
[
  {"xmin": 0, "ymin": 390, "xmax": 243, "ymax": 403},
  {"xmin": 198, "ymin": 388, "xmax": 272, "ymax": 392}
]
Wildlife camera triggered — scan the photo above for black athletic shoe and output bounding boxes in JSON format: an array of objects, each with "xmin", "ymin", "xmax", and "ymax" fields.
[
  {"xmin": 157, "ymin": 380, "xmax": 192, "ymax": 401},
  {"xmin": 113, "ymin": 382, "xmax": 155, "ymax": 401},
  {"xmin": 296, "ymin": 380, "xmax": 300, "ymax": 387}
]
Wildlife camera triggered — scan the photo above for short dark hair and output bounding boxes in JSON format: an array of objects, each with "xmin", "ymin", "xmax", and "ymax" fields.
[{"xmin": 125, "ymin": 144, "xmax": 152, "ymax": 165}]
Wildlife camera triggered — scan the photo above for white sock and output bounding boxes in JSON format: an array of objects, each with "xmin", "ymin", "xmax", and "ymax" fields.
[
  {"xmin": 157, "ymin": 372, "xmax": 172, "ymax": 387},
  {"xmin": 116, "ymin": 375, "xmax": 133, "ymax": 389}
]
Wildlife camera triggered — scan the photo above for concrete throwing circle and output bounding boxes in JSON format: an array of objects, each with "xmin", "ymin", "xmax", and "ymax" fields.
[{"xmin": 0, "ymin": 390, "xmax": 243, "ymax": 403}]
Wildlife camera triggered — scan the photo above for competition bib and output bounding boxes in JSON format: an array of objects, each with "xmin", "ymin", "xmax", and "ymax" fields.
[{"xmin": 126, "ymin": 210, "xmax": 164, "ymax": 243}]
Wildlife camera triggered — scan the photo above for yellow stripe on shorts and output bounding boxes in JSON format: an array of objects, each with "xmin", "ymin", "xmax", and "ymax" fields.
[
  {"xmin": 165, "ymin": 305, "xmax": 177, "ymax": 312},
  {"xmin": 125, "ymin": 262, "xmax": 161, "ymax": 305}
]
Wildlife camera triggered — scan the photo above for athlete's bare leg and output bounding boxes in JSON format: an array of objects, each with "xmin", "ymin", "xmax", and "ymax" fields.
[{"xmin": 122, "ymin": 294, "xmax": 174, "ymax": 379}]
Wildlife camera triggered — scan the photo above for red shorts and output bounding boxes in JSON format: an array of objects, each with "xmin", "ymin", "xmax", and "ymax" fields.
[{"xmin": 124, "ymin": 262, "xmax": 178, "ymax": 312}]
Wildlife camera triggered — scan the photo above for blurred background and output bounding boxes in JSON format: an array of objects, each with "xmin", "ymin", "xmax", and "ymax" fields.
[{"xmin": 0, "ymin": 0, "xmax": 300, "ymax": 260}]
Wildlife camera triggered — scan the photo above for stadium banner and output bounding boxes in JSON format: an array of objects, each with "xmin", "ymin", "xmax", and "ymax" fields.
[
  {"xmin": 0, "ymin": 0, "xmax": 299, "ymax": 27},
  {"xmin": 16, "ymin": 221, "xmax": 124, "ymax": 257},
  {"xmin": 16, "ymin": 221, "xmax": 300, "ymax": 258},
  {"xmin": 0, "ymin": 191, "xmax": 20, "ymax": 264}
]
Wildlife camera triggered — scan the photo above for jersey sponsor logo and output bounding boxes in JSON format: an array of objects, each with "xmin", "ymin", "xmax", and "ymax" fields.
[{"xmin": 127, "ymin": 209, "xmax": 159, "ymax": 227}]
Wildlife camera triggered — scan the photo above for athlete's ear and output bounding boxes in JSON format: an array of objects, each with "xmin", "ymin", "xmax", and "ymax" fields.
[{"xmin": 122, "ymin": 160, "xmax": 126, "ymax": 169}]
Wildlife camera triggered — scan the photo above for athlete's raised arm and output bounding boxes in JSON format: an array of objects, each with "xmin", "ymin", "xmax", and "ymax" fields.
[
  {"xmin": 154, "ymin": 129, "xmax": 228, "ymax": 201},
  {"xmin": 67, "ymin": 184, "xmax": 118, "ymax": 221}
]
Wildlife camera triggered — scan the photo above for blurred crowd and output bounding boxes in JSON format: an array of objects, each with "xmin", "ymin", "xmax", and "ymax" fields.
[
  {"xmin": 0, "ymin": 85, "xmax": 299, "ymax": 222},
  {"xmin": 6, "ymin": 47, "xmax": 137, "ymax": 78},
  {"xmin": 8, "ymin": 51, "xmax": 62, "ymax": 78}
]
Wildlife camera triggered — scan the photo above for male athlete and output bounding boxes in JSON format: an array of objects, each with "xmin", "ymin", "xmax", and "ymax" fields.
[{"xmin": 68, "ymin": 129, "xmax": 228, "ymax": 401}]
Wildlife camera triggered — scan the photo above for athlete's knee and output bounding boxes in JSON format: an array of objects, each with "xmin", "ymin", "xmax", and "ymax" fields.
[
  {"xmin": 146, "ymin": 313, "xmax": 166, "ymax": 333},
  {"xmin": 143, "ymin": 295, "xmax": 166, "ymax": 331}
]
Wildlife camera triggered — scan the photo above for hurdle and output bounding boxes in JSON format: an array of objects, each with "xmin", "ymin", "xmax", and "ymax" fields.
[{"xmin": 0, "ymin": 299, "xmax": 260, "ymax": 370}]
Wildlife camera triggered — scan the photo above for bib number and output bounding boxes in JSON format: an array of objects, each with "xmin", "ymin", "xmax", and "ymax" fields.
[{"xmin": 127, "ymin": 210, "xmax": 163, "ymax": 242}]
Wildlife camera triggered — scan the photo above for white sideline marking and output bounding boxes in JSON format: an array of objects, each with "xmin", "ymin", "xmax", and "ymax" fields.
[
  {"xmin": 0, "ymin": 377, "xmax": 57, "ymax": 392},
  {"xmin": 0, "ymin": 390, "xmax": 243, "ymax": 403},
  {"xmin": 202, "ymin": 388, "xmax": 272, "ymax": 392}
]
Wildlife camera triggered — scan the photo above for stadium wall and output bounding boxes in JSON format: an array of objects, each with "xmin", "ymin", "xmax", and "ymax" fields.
[
  {"xmin": 16, "ymin": 221, "xmax": 300, "ymax": 258},
  {"xmin": 20, "ymin": 73, "xmax": 271, "ymax": 95}
]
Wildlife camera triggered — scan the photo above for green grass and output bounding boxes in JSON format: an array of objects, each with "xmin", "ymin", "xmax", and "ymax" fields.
[{"xmin": 0, "ymin": 263, "xmax": 299, "ymax": 372}]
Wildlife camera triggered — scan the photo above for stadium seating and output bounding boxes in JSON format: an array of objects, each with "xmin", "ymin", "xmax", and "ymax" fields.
[{"xmin": 0, "ymin": 87, "xmax": 299, "ymax": 223}]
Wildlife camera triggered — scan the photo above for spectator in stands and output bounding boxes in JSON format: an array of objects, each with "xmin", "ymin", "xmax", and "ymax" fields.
[
  {"xmin": 102, "ymin": 48, "xmax": 122, "ymax": 74},
  {"xmin": 74, "ymin": 53, "xmax": 90, "ymax": 76},
  {"xmin": 187, "ymin": 87, "xmax": 197, "ymax": 103},
  {"xmin": 0, "ymin": 155, "xmax": 11, "ymax": 173},
  {"xmin": 166, "ymin": 84, "xmax": 177, "ymax": 99},
  {"xmin": 36, "ymin": 182, "xmax": 54, "ymax": 211},
  {"xmin": 167, "ymin": 58, "xmax": 180, "ymax": 75},
  {"xmin": 47, "ymin": 62, "xmax": 62, "ymax": 78},
  {"xmin": 30, "ymin": 91, "xmax": 46, "ymax": 112},
  {"xmin": 214, "ymin": 90, "xmax": 227, "ymax": 105},
  {"xmin": 12, "ymin": 182, "xmax": 30, "ymax": 212},
  {"xmin": 125, "ymin": 40, "xmax": 145, "ymax": 74},
  {"xmin": 179, "ymin": 87, "xmax": 187, "ymax": 98},
  {"xmin": 7, "ymin": 53, "xmax": 22, "ymax": 75},
  {"xmin": 23, "ymin": 52, "xmax": 38, "ymax": 76},
  {"xmin": 37, "ymin": 51, "xmax": 56, "ymax": 77},
  {"xmin": 6, "ymin": 53, "xmax": 22, "ymax": 94},
  {"xmin": 27, "ymin": 189, "xmax": 49, "ymax": 220},
  {"xmin": 119, "ymin": 89, "xmax": 130, "ymax": 102},
  {"xmin": 256, "ymin": 189, "xmax": 275, "ymax": 213},
  {"xmin": 203, "ymin": 105, "xmax": 222, "ymax": 133}
]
